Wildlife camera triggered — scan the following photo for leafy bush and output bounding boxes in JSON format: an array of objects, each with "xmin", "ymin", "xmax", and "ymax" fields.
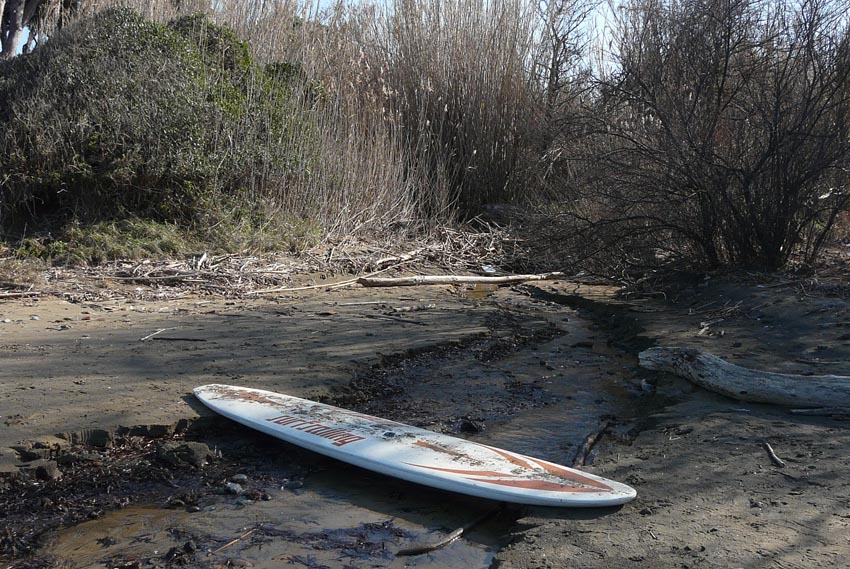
[{"xmin": 0, "ymin": 8, "xmax": 309, "ymax": 252}]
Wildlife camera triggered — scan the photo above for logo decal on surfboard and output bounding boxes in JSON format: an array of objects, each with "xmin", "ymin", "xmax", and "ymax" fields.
[{"xmin": 265, "ymin": 415, "xmax": 365, "ymax": 447}]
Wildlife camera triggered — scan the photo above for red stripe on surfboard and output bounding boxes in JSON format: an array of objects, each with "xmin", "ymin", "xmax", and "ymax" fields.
[
  {"xmin": 414, "ymin": 440, "xmax": 467, "ymax": 458},
  {"xmin": 465, "ymin": 478, "xmax": 604, "ymax": 493},
  {"xmin": 527, "ymin": 457, "xmax": 612, "ymax": 491},
  {"xmin": 476, "ymin": 442, "xmax": 613, "ymax": 492},
  {"xmin": 406, "ymin": 463, "xmax": 609, "ymax": 494},
  {"xmin": 477, "ymin": 444, "xmax": 535, "ymax": 470},
  {"xmin": 404, "ymin": 463, "xmax": 521, "ymax": 478}
]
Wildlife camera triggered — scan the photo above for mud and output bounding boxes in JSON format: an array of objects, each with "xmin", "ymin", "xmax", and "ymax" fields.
[
  {"xmin": 3, "ymin": 269, "xmax": 850, "ymax": 568},
  {"xmin": 1, "ymin": 280, "xmax": 643, "ymax": 567},
  {"xmin": 494, "ymin": 274, "xmax": 850, "ymax": 569}
]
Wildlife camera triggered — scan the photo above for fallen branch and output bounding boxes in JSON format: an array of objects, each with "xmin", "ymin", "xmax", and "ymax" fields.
[
  {"xmin": 397, "ymin": 526, "xmax": 464, "ymax": 556},
  {"xmin": 392, "ymin": 304, "xmax": 436, "ymax": 313},
  {"xmin": 762, "ymin": 442, "xmax": 786, "ymax": 468},
  {"xmin": 358, "ymin": 272, "xmax": 565, "ymax": 288},
  {"xmin": 371, "ymin": 247, "xmax": 427, "ymax": 270},
  {"xmin": 247, "ymin": 264, "xmax": 404, "ymax": 295},
  {"xmin": 789, "ymin": 407, "xmax": 850, "ymax": 416},
  {"xmin": 211, "ymin": 527, "xmax": 256, "ymax": 555},
  {"xmin": 360, "ymin": 313, "xmax": 427, "ymax": 326},
  {"xmin": 639, "ymin": 347, "xmax": 850, "ymax": 407},
  {"xmin": 139, "ymin": 327, "xmax": 178, "ymax": 342},
  {"xmin": 573, "ymin": 420, "xmax": 611, "ymax": 467},
  {"xmin": 247, "ymin": 276, "xmax": 362, "ymax": 295},
  {"xmin": 397, "ymin": 507, "xmax": 500, "ymax": 557},
  {"xmin": 0, "ymin": 291, "xmax": 40, "ymax": 298}
]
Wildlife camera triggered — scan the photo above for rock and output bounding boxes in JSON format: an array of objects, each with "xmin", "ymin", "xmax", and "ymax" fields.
[
  {"xmin": 57, "ymin": 449, "xmax": 101, "ymax": 465},
  {"xmin": 58, "ymin": 429, "xmax": 114, "ymax": 448},
  {"xmin": 156, "ymin": 442, "xmax": 214, "ymax": 468},
  {"xmin": 13, "ymin": 435, "xmax": 72, "ymax": 461},
  {"xmin": 230, "ymin": 473, "xmax": 249, "ymax": 483},
  {"xmin": 225, "ymin": 482, "xmax": 244, "ymax": 495},
  {"xmin": 0, "ymin": 448, "xmax": 23, "ymax": 479},
  {"xmin": 19, "ymin": 459, "xmax": 62, "ymax": 480},
  {"xmin": 13, "ymin": 445, "xmax": 51, "ymax": 461},
  {"xmin": 459, "ymin": 419, "xmax": 483, "ymax": 433},
  {"xmin": 122, "ymin": 423, "xmax": 177, "ymax": 438}
]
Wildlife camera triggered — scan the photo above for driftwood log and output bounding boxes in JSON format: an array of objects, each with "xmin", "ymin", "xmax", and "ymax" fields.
[
  {"xmin": 639, "ymin": 347, "xmax": 850, "ymax": 407},
  {"xmin": 358, "ymin": 272, "xmax": 564, "ymax": 287}
]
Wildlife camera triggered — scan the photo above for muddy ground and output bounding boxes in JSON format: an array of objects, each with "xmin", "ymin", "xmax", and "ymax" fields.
[{"xmin": 1, "ymin": 265, "xmax": 849, "ymax": 568}]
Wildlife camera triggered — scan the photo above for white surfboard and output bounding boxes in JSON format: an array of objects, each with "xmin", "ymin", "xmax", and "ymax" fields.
[{"xmin": 193, "ymin": 384, "xmax": 636, "ymax": 507}]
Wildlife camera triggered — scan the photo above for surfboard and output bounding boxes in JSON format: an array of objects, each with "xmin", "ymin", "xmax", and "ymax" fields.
[{"xmin": 193, "ymin": 384, "xmax": 637, "ymax": 507}]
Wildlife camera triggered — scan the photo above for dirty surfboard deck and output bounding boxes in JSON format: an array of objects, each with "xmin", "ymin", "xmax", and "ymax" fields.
[{"xmin": 193, "ymin": 384, "xmax": 637, "ymax": 507}]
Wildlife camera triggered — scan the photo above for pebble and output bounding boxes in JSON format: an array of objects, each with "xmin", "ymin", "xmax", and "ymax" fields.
[
  {"xmin": 186, "ymin": 505, "xmax": 201, "ymax": 513},
  {"xmin": 230, "ymin": 473, "xmax": 248, "ymax": 483},
  {"xmin": 225, "ymin": 482, "xmax": 244, "ymax": 495}
]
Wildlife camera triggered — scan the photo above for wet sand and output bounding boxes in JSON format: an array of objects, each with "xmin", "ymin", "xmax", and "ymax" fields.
[
  {"xmin": 496, "ymin": 275, "xmax": 850, "ymax": 569},
  {"xmin": 2, "ymin": 273, "xmax": 849, "ymax": 567}
]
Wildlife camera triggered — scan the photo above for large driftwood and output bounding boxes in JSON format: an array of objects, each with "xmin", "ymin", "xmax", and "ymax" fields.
[
  {"xmin": 639, "ymin": 347, "xmax": 850, "ymax": 407},
  {"xmin": 358, "ymin": 272, "xmax": 564, "ymax": 287}
]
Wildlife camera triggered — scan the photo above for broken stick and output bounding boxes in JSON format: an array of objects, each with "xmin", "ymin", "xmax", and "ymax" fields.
[
  {"xmin": 397, "ymin": 507, "xmax": 501, "ymax": 557},
  {"xmin": 210, "ymin": 527, "xmax": 257, "ymax": 555},
  {"xmin": 762, "ymin": 442, "xmax": 786, "ymax": 468},
  {"xmin": 358, "ymin": 272, "xmax": 565, "ymax": 288},
  {"xmin": 139, "ymin": 327, "xmax": 178, "ymax": 341},
  {"xmin": 573, "ymin": 420, "xmax": 611, "ymax": 467},
  {"xmin": 789, "ymin": 407, "xmax": 850, "ymax": 416}
]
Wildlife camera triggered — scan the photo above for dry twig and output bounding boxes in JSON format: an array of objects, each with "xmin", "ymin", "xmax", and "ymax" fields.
[
  {"xmin": 573, "ymin": 420, "xmax": 611, "ymax": 467},
  {"xmin": 211, "ymin": 527, "xmax": 257, "ymax": 555},
  {"xmin": 139, "ymin": 327, "xmax": 178, "ymax": 341},
  {"xmin": 397, "ymin": 507, "xmax": 501, "ymax": 557},
  {"xmin": 762, "ymin": 442, "xmax": 786, "ymax": 468}
]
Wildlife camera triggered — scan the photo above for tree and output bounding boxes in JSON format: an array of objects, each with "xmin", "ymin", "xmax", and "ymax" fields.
[
  {"xmin": 534, "ymin": 0, "xmax": 597, "ymax": 153},
  {"xmin": 0, "ymin": 0, "xmax": 79, "ymax": 59},
  {"xmin": 582, "ymin": 0, "xmax": 850, "ymax": 270}
]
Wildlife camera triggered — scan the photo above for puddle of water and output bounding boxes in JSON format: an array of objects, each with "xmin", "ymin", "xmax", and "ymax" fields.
[
  {"xmin": 44, "ymin": 460, "xmax": 509, "ymax": 568},
  {"xmin": 465, "ymin": 284, "xmax": 498, "ymax": 301}
]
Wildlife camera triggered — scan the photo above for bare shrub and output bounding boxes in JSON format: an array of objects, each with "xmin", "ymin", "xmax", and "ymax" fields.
[
  {"xmin": 575, "ymin": 0, "xmax": 850, "ymax": 272},
  {"xmin": 347, "ymin": 0, "xmax": 543, "ymax": 215}
]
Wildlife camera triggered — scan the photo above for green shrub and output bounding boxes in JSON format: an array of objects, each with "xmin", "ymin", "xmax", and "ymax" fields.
[{"xmin": 0, "ymin": 8, "xmax": 311, "ymax": 253}]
